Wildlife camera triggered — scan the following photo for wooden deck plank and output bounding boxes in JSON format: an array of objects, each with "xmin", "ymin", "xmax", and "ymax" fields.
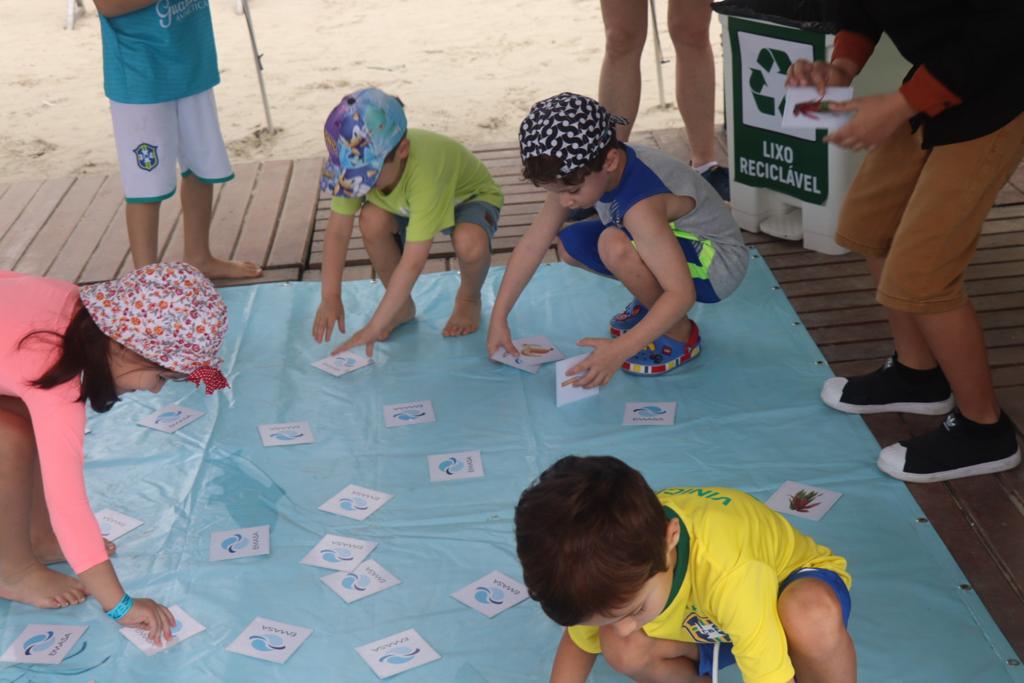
[
  {"xmin": 46, "ymin": 174, "xmax": 124, "ymax": 282},
  {"xmin": 15, "ymin": 175, "xmax": 105, "ymax": 276},
  {"xmin": 234, "ymin": 159, "xmax": 292, "ymax": 266},
  {"xmin": 161, "ymin": 184, "xmax": 223, "ymax": 265},
  {"xmin": 78, "ymin": 202, "xmax": 130, "ymax": 284},
  {"xmin": 211, "ymin": 266, "xmax": 300, "ymax": 288},
  {"xmin": 207, "ymin": 162, "xmax": 259, "ymax": 260},
  {"xmin": 0, "ymin": 177, "xmax": 75, "ymax": 270},
  {"xmin": 267, "ymin": 157, "xmax": 321, "ymax": 269},
  {"xmin": 0, "ymin": 179, "xmax": 43, "ymax": 243},
  {"xmin": 116, "ymin": 191, "xmax": 184, "ymax": 279}
]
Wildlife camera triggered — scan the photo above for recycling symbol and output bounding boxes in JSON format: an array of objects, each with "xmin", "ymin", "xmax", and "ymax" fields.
[{"xmin": 748, "ymin": 47, "xmax": 792, "ymax": 116}]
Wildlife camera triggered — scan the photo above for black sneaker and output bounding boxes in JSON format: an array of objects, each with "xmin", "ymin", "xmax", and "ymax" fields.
[
  {"xmin": 700, "ymin": 165, "xmax": 731, "ymax": 201},
  {"xmin": 820, "ymin": 355, "xmax": 954, "ymax": 415},
  {"xmin": 877, "ymin": 410, "xmax": 1022, "ymax": 483}
]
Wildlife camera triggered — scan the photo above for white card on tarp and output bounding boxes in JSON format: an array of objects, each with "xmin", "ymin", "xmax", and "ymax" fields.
[
  {"xmin": 623, "ymin": 402, "xmax": 677, "ymax": 426},
  {"xmin": 95, "ymin": 508, "xmax": 144, "ymax": 541},
  {"xmin": 225, "ymin": 617, "xmax": 312, "ymax": 664},
  {"xmin": 209, "ymin": 525, "xmax": 271, "ymax": 561},
  {"xmin": 311, "ymin": 352, "xmax": 373, "ymax": 377},
  {"xmin": 120, "ymin": 605, "xmax": 205, "ymax": 655},
  {"xmin": 383, "ymin": 400, "xmax": 436, "ymax": 427},
  {"xmin": 765, "ymin": 481, "xmax": 842, "ymax": 522},
  {"xmin": 137, "ymin": 405, "xmax": 204, "ymax": 433},
  {"xmin": 355, "ymin": 628, "xmax": 441, "ymax": 679},
  {"xmin": 1, "ymin": 624, "xmax": 88, "ymax": 664},
  {"xmin": 319, "ymin": 485, "xmax": 393, "ymax": 521},
  {"xmin": 321, "ymin": 559, "xmax": 400, "ymax": 603},
  {"xmin": 555, "ymin": 354, "xmax": 599, "ymax": 407},
  {"xmin": 489, "ymin": 348, "xmax": 540, "ymax": 374},
  {"xmin": 513, "ymin": 336, "xmax": 565, "ymax": 365},
  {"xmin": 300, "ymin": 534, "xmax": 377, "ymax": 571},
  {"xmin": 258, "ymin": 421, "xmax": 315, "ymax": 447},
  {"xmin": 451, "ymin": 571, "xmax": 530, "ymax": 618},
  {"xmin": 427, "ymin": 450, "xmax": 485, "ymax": 482},
  {"xmin": 780, "ymin": 86, "xmax": 854, "ymax": 132}
]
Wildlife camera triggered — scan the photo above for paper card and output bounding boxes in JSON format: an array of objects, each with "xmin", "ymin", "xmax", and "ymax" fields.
[
  {"xmin": 258, "ymin": 421, "xmax": 315, "ymax": 447},
  {"xmin": 321, "ymin": 559, "xmax": 400, "ymax": 603},
  {"xmin": 1, "ymin": 624, "xmax": 88, "ymax": 664},
  {"xmin": 780, "ymin": 86, "xmax": 854, "ymax": 132},
  {"xmin": 319, "ymin": 484, "xmax": 393, "ymax": 521},
  {"xmin": 137, "ymin": 405, "xmax": 204, "ymax": 433},
  {"xmin": 427, "ymin": 450, "xmax": 485, "ymax": 482},
  {"xmin": 225, "ymin": 617, "xmax": 312, "ymax": 664},
  {"xmin": 555, "ymin": 354, "xmax": 599, "ymax": 407},
  {"xmin": 383, "ymin": 401, "xmax": 436, "ymax": 427},
  {"xmin": 623, "ymin": 402, "xmax": 677, "ymax": 426},
  {"xmin": 209, "ymin": 525, "xmax": 271, "ymax": 561},
  {"xmin": 95, "ymin": 508, "xmax": 144, "ymax": 541},
  {"xmin": 451, "ymin": 571, "xmax": 530, "ymax": 618},
  {"xmin": 300, "ymin": 534, "xmax": 377, "ymax": 571},
  {"xmin": 312, "ymin": 352, "xmax": 373, "ymax": 377},
  {"xmin": 513, "ymin": 336, "xmax": 565, "ymax": 365},
  {"xmin": 355, "ymin": 628, "xmax": 440, "ymax": 679},
  {"xmin": 120, "ymin": 605, "xmax": 205, "ymax": 655},
  {"xmin": 765, "ymin": 481, "xmax": 842, "ymax": 522},
  {"xmin": 489, "ymin": 348, "xmax": 540, "ymax": 374}
]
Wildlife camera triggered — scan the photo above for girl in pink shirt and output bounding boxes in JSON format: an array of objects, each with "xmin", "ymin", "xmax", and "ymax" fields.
[{"xmin": 0, "ymin": 262, "xmax": 229, "ymax": 644}]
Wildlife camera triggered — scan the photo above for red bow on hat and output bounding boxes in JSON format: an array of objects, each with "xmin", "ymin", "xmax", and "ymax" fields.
[{"xmin": 187, "ymin": 367, "xmax": 230, "ymax": 395}]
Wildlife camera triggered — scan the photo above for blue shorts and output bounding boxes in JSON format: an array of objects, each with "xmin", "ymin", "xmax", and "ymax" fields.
[
  {"xmin": 696, "ymin": 568, "xmax": 852, "ymax": 677},
  {"xmin": 557, "ymin": 219, "xmax": 721, "ymax": 304},
  {"xmin": 393, "ymin": 200, "xmax": 500, "ymax": 249}
]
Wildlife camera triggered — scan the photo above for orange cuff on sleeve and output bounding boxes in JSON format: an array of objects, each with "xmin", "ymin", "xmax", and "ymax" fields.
[
  {"xmin": 899, "ymin": 66, "xmax": 962, "ymax": 117},
  {"xmin": 831, "ymin": 31, "xmax": 875, "ymax": 73}
]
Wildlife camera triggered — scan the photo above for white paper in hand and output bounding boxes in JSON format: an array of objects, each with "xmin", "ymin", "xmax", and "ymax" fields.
[
  {"xmin": 120, "ymin": 605, "xmax": 205, "ymax": 655},
  {"xmin": 209, "ymin": 525, "xmax": 271, "ymax": 561},
  {"xmin": 355, "ymin": 628, "xmax": 441, "ymax": 679},
  {"xmin": 95, "ymin": 508, "xmax": 144, "ymax": 541},
  {"xmin": 427, "ymin": 450, "xmax": 485, "ymax": 482},
  {"xmin": 258, "ymin": 421, "xmax": 315, "ymax": 447},
  {"xmin": 555, "ymin": 354, "xmax": 599, "ymax": 407},
  {"xmin": 137, "ymin": 405, "xmax": 204, "ymax": 433},
  {"xmin": 319, "ymin": 484, "xmax": 393, "ymax": 521},
  {"xmin": 451, "ymin": 571, "xmax": 530, "ymax": 618},
  {"xmin": 225, "ymin": 618, "xmax": 312, "ymax": 664},
  {"xmin": 781, "ymin": 86, "xmax": 854, "ymax": 132},
  {"xmin": 312, "ymin": 352, "xmax": 373, "ymax": 377},
  {"xmin": 765, "ymin": 481, "xmax": 842, "ymax": 522},
  {"xmin": 300, "ymin": 534, "xmax": 377, "ymax": 571},
  {"xmin": 1, "ymin": 624, "xmax": 88, "ymax": 664},
  {"xmin": 383, "ymin": 401, "xmax": 436, "ymax": 427},
  {"xmin": 321, "ymin": 559, "xmax": 400, "ymax": 603}
]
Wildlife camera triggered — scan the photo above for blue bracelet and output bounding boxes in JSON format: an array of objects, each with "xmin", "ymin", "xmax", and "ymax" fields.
[{"xmin": 106, "ymin": 593, "xmax": 133, "ymax": 620}]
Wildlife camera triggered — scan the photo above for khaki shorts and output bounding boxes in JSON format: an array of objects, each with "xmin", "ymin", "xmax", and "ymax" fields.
[{"xmin": 836, "ymin": 112, "xmax": 1024, "ymax": 314}]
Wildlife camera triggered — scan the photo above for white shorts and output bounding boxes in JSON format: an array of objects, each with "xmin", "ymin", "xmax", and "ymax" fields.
[{"xmin": 110, "ymin": 89, "xmax": 233, "ymax": 203}]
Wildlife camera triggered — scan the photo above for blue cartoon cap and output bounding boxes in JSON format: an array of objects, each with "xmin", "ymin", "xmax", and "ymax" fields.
[{"xmin": 320, "ymin": 88, "xmax": 408, "ymax": 198}]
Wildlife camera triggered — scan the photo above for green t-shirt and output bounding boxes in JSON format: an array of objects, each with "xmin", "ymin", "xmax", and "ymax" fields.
[{"xmin": 330, "ymin": 129, "xmax": 504, "ymax": 242}]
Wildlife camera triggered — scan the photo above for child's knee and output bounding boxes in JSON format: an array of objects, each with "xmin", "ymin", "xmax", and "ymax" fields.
[
  {"xmin": 602, "ymin": 638, "xmax": 653, "ymax": 678},
  {"xmin": 452, "ymin": 224, "xmax": 490, "ymax": 263},
  {"xmin": 359, "ymin": 205, "xmax": 396, "ymax": 238},
  {"xmin": 779, "ymin": 580, "xmax": 846, "ymax": 649},
  {"xmin": 597, "ymin": 229, "xmax": 635, "ymax": 267}
]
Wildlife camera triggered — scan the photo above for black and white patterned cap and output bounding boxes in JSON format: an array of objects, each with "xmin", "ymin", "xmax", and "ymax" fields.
[{"xmin": 519, "ymin": 92, "xmax": 629, "ymax": 176}]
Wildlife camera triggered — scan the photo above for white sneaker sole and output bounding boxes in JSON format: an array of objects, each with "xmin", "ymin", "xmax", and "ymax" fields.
[
  {"xmin": 820, "ymin": 377, "xmax": 955, "ymax": 416},
  {"xmin": 877, "ymin": 443, "xmax": 1022, "ymax": 483}
]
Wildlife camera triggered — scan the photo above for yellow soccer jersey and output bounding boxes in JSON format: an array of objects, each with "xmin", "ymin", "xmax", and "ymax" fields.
[{"xmin": 568, "ymin": 487, "xmax": 850, "ymax": 683}]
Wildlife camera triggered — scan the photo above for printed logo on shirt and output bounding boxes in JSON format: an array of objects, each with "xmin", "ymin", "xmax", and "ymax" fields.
[
  {"xmin": 682, "ymin": 612, "xmax": 731, "ymax": 643},
  {"xmin": 155, "ymin": 0, "xmax": 209, "ymax": 29},
  {"xmin": 134, "ymin": 143, "xmax": 159, "ymax": 172}
]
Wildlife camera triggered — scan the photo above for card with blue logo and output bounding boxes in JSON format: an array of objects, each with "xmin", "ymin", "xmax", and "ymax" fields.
[
  {"xmin": 623, "ymin": 402, "xmax": 677, "ymax": 426},
  {"xmin": 120, "ymin": 605, "xmax": 205, "ymax": 655},
  {"xmin": 258, "ymin": 421, "xmax": 315, "ymax": 447},
  {"xmin": 300, "ymin": 534, "xmax": 377, "ymax": 571},
  {"xmin": 319, "ymin": 484, "xmax": 393, "ymax": 521},
  {"xmin": 555, "ymin": 354, "xmax": 599, "ymax": 407},
  {"xmin": 225, "ymin": 617, "xmax": 312, "ymax": 664},
  {"xmin": 383, "ymin": 400, "xmax": 436, "ymax": 427},
  {"xmin": 489, "ymin": 348, "xmax": 541, "ymax": 374},
  {"xmin": 427, "ymin": 450, "xmax": 485, "ymax": 482},
  {"xmin": 209, "ymin": 525, "xmax": 271, "ymax": 561},
  {"xmin": 451, "ymin": 571, "xmax": 530, "ymax": 618},
  {"xmin": 355, "ymin": 628, "xmax": 440, "ymax": 679},
  {"xmin": 1, "ymin": 624, "xmax": 88, "ymax": 664},
  {"xmin": 137, "ymin": 405, "xmax": 204, "ymax": 433},
  {"xmin": 312, "ymin": 351, "xmax": 373, "ymax": 377},
  {"xmin": 321, "ymin": 559, "xmax": 400, "ymax": 603},
  {"xmin": 95, "ymin": 508, "xmax": 144, "ymax": 541}
]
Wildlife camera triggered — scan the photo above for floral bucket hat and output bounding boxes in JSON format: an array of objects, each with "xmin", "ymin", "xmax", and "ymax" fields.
[{"xmin": 79, "ymin": 263, "xmax": 230, "ymax": 394}]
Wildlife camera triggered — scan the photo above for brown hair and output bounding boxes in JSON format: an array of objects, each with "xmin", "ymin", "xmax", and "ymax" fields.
[
  {"xmin": 514, "ymin": 455, "xmax": 668, "ymax": 626},
  {"xmin": 20, "ymin": 304, "xmax": 120, "ymax": 413},
  {"xmin": 521, "ymin": 138, "xmax": 622, "ymax": 187}
]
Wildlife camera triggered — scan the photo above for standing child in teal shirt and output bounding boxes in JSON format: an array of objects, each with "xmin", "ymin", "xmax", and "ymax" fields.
[
  {"xmin": 95, "ymin": 0, "xmax": 261, "ymax": 280},
  {"xmin": 315, "ymin": 88, "xmax": 504, "ymax": 353}
]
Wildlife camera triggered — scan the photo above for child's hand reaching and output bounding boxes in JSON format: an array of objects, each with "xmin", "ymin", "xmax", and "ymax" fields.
[
  {"xmin": 487, "ymin": 317, "xmax": 517, "ymax": 360},
  {"xmin": 570, "ymin": 338, "xmax": 627, "ymax": 388},
  {"xmin": 312, "ymin": 297, "xmax": 345, "ymax": 343},
  {"xmin": 333, "ymin": 325, "xmax": 379, "ymax": 358},
  {"xmin": 118, "ymin": 597, "xmax": 176, "ymax": 646}
]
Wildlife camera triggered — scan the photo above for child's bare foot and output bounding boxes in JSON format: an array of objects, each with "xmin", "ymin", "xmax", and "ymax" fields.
[
  {"xmin": 33, "ymin": 534, "xmax": 116, "ymax": 566},
  {"xmin": 443, "ymin": 297, "xmax": 481, "ymax": 337},
  {"xmin": 190, "ymin": 257, "xmax": 263, "ymax": 280},
  {"xmin": 0, "ymin": 563, "xmax": 87, "ymax": 609},
  {"xmin": 378, "ymin": 300, "xmax": 417, "ymax": 341}
]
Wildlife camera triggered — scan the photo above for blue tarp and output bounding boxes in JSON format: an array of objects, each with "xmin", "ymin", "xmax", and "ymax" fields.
[{"xmin": 1, "ymin": 254, "xmax": 1020, "ymax": 682}]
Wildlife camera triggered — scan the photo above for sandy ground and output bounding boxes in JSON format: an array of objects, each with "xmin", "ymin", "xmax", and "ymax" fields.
[{"xmin": 0, "ymin": 0, "xmax": 724, "ymax": 183}]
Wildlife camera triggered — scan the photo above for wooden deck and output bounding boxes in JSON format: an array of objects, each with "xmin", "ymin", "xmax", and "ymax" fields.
[{"xmin": 2, "ymin": 129, "xmax": 1023, "ymax": 658}]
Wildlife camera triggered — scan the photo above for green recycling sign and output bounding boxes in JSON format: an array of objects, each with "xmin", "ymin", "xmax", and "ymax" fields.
[{"xmin": 729, "ymin": 18, "xmax": 828, "ymax": 204}]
